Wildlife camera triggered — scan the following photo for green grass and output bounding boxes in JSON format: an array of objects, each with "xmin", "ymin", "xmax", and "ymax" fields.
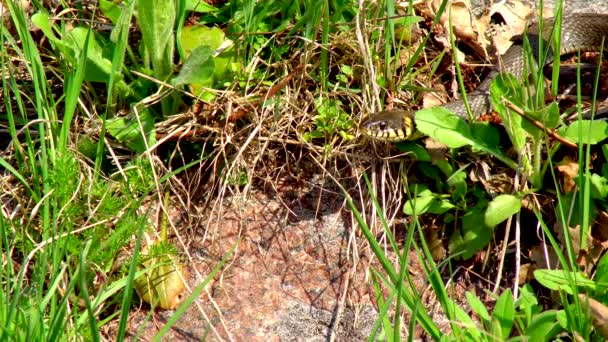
[{"xmin": 1, "ymin": 0, "xmax": 608, "ymax": 340}]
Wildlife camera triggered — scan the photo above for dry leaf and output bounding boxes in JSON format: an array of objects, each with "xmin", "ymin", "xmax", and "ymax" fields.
[
  {"xmin": 429, "ymin": 0, "xmax": 491, "ymax": 59},
  {"xmin": 579, "ymin": 294, "xmax": 608, "ymax": 339},
  {"xmin": 518, "ymin": 263, "xmax": 534, "ymax": 284},
  {"xmin": 529, "ymin": 244, "xmax": 560, "ymax": 270},
  {"xmin": 424, "ymin": 137, "xmax": 448, "ymax": 164},
  {"xmin": 422, "ymin": 83, "xmax": 448, "ymax": 108},
  {"xmin": 578, "ymin": 232, "xmax": 608, "ymax": 274},
  {"xmin": 487, "ymin": 1, "xmax": 536, "ymax": 54},
  {"xmin": 134, "ymin": 235, "xmax": 188, "ymax": 310},
  {"xmin": 556, "ymin": 157, "xmax": 579, "ymax": 193},
  {"xmin": 135, "ymin": 253, "xmax": 188, "ymax": 310},
  {"xmin": 425, "ymin": 226, "xmax": 446, "ymax": 262}
]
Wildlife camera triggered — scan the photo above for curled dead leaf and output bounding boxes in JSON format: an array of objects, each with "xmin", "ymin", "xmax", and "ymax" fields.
[
  {"xmin": 135, "ymin": 253, "xmax": 188, "ymax": 310},
  {"xmin": 134, "ymin": 239, "xmax": 188, "ymax": 310},
  {"xmin": 556, "ymin": 157, "xmax": 579, "ymax": 193},
  {"xmin": 579, "ymin": 294, "xmax": 608, "ymax": 339},
  {"xmin": 487, "ymin": 1, "xmax": 535, "ymax": 54}
]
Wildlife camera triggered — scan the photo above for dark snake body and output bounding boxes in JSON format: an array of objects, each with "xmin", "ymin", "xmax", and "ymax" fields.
[{"xmin": 363, "ymin": 13, "xmax": 608, "ymax": 142}]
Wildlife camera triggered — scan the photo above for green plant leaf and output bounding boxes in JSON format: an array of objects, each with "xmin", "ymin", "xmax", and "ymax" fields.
[
  {"xmin": 525, "ymin": 310, "xmax": 563, "ymax": 341},
  {"xmin": 490, "ymin": 73, "xmax": 528, "ymax": 151},
  {"xmin": 311, "ymin": 98, "xmax": 353, "ymax": 140},
  {"xmin": 595, "ymin": 253, "xmax": 608, "ymax": 284},
  {"xmin": 559, "ymin": 120, "xmax": 608, "ymax": 145},
  {"xmin": 173, "ymin": 45, "xmax": 215, "ymax": 85},
  {"xmin": 447, "ymin": 169, "xmax": 467, "ymax": 203},
  {"xmin": 492, "ymin": 289, "xmax": 515, "ymax": 340},
  {"xmin": 534, "ymin": 269, "xmax": 596, "ymax": 294},
  {"xmin": 516, "ymin": 284, "xmax": 540, "ymax": 326},
  {"xmin": 99, "ymin": 0, "xmax": 122, "ymax": 24},
  {"xmin": 469, "ymin": 122, "xmax": 501, "ymax": 150},
  {"xmin": 179, "ymin": 25, "xmax": 237, "ymax": 95},
  {"xmin": 484, "ymin": 194, "xmax": 522, "ymax": 228},
  {"xmin": 415, "ymin": 107, "xmax": 473, "ymax": 148},
  {"xmin": 403, "ymin": 193, "xmax": 435, "ymax": 216},
  {"xmin": 466, "ymin": 291, "xmax": 490, "ymax": 322},
  {"xmin": 184, "ymin": 0, "xmax": 218, "ymax": 13},
  {"xmin": 181, "ymin": 25, "xmax": 227, "ymax": 56},
  {"xmin": 137, "ymin": 0, "xmax": 176, "ymax": 79},
  {"xmin": 527, "ymin": 102, "xmax": 560, "ymax": 129},
  {"xmin": 106, "ymin": 108, "xmax": 157, "ymax": 153},
  {"xmin": 403, "ymin": 190, "xmax": 455, "ymax": 216},
  {"xmin": 415, "ymin": 106, "xmax": 518, "ymax": 170},
  {"xmin": 32, "ymin": 13, "xmax": 128, "ymax": 89},
  {"xmin": 449, "ymin": 205, "xmax": 492, "ymax": 260},
  {"xmin": 395, "ymin": 142, "xmax": 432, "ymax": 161},
  {"xmin": 64, "ymin": 27, "xmax": 117, "ymax": 83},
  {"xmin": 588, "ymin": 173, "xmax": 608, "ymax": 200}
]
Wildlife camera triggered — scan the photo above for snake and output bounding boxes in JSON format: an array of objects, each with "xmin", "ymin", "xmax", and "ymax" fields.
[{"xmin": 362, "ymin": 13, "xmax": 608, "ymax": 142}]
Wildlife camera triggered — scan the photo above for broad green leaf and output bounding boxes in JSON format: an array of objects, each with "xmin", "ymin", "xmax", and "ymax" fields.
[
  {"xmin": 99, "ymin": 0, "xmax": 122, "ymax": 24},
  {"xmin": 31, "ymin": 12, "xmax": 59, "ymax": 43},
  {"xmin": 534, "ymin": 269, "xmax": 596, "ymax": 294},
  {"xmin": 415, "ymin": 107, "xmax": 472, "ymax": 148},
  {"xmin": 179, "ymin": 25, "xmax": 237, "ymax": 93},
  {"xmin": 395, "ymin": 142, "xmax": 432, "ymax": 161},
  {"xmin": 106, "ymin": 108, "xmax": 157, "ymax": 153},
  {"xmin": 449, "ymin": 205, "xmax": 492, "ymax": 260},
  {"xmin": 434, "ymin": 159, "xmax": 454, "ymax": 178},
  {"xmin": 137, "ymin": 0, "xmax": 176, "ymax": 80},
  {"xmin": 527, "ymin": 101, "xmax": 560, "ymax": 129},
  {"xmin": 173, "ymin": 46, "xmax": 215, "ymax": 85},
  {"xmin": 181, "ymin": 25, "xmax": 227, "ymax": 57},
  {"xmin": 416, "ymin": 107, "xmax": 517, "ymax": 170},
  {"xmin": 450, "ymin": 298, "xmax": 482, "ymax": 340},
  {"xmin": 484, "ymin": 194, "xmax": 521, "ymax": 228},
  {"xmin": 403, "ymin": 194, "xmax": 435, "ymax": 216},
  {"xmin": 403, "ymin": 184, "xmax": 455, "ymax": 215},
  {"xmin": 466, "ymin": 291, "xmax": 490, "ymax": 322},
  {"xmin": 469, "ymin": 122, "xmax": 501, "ymax": 150},
  {"xmin": 427, "ymin": 198, "xmax": 456, "ymax": 215},
  {"xmin": 516, "ymin": 284, "xmax": 540, "ymax": 325},
  {"xmin": 32, "ymin": 13, "xmax": 128, "ymax": 90},
  {"xmin": 64, "ymin": 27, "xmax": 116, "ymax": 83},
  {"xmin": 595, "ymin": 253, "xmax": 608, "ymax": 284},
  {"xmin": 185, "ymin": 0, "xmax": 218, "ymax": 12},
  {"xmin": 408, "ymin": 183, "xmax": 432, "ymax": 196},
  {"xmin": 492, "ymin": 289, "xmax": 515, "ymax": 340},
  {"xmin": 490, "ymin": 73, "xmax": 527, "ymax": 151},
  {"xmin": 556, "ymin": 310, "xmax": 568, "ymax": 331},
  {"xmin": 447, "ymin": 169, "xmax": 467, "ymax": 203},
  {"xmin": 559, "ymin": 120, "xmax": 608, "ymax": 145},
  {"xmin": 589, "ymin": 173, "xmax": 608, "ymax": 200},
  {"xmin": 525, "ymin": 310, "xmax": 563, "ymax": 341}
]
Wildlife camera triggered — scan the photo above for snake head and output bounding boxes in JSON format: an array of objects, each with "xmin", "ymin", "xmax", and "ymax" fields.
[{"xmin": 362, "ymin": 110, "xmax": 417, "ymax": 142}]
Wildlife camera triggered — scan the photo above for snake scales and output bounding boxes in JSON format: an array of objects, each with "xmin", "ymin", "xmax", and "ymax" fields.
[{"xmin": 362, "ymin": 13, "xmax": 608, "ymax": 142}]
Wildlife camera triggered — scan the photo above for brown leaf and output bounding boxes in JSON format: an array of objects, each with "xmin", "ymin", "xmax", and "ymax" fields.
[
  {"xmin": 425, "ymin": 226, "xmax": 446, "ymax": 262},
  {"xmin": 579, "ymin": 294, "xmax": 608, "ymax": 339},
  {"xmin": 430, "ymin": 0, "xmax": 492, "ymax": 59},
  {"xmin": 518, "ymin": 263, "xmax": 535, "ymax": 284},
  {"xmin": 529, "ymin": 244, "xmax": 560, "ymax": 270},
  {"xmin": 556, "ymin": 157, "xmax": 579, "ymax": 193},
  {"xmin": 487, "ymin": 1, "xmax": 536, "ymax": 54}
]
